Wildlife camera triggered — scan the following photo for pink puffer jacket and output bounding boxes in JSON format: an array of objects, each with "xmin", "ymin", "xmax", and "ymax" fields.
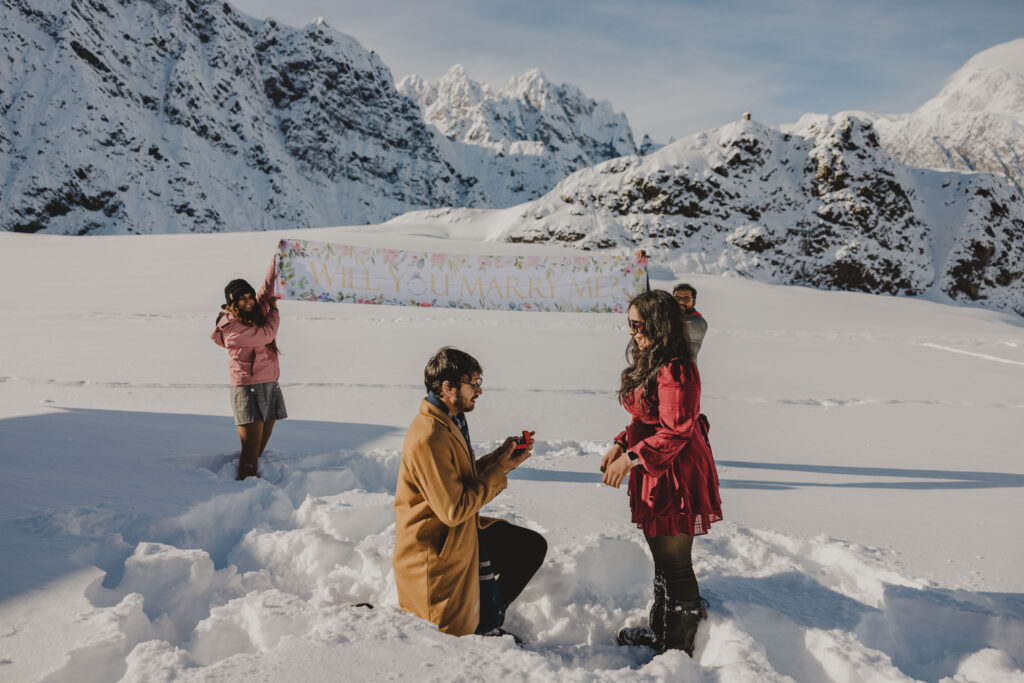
[{"xmin": 211, "ymin": 259, "xmax": 281, "ymax": 386}]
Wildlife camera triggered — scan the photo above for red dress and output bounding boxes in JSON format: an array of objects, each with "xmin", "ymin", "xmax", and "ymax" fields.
[{"xmin": 615, "ymin": 358, "xmax": 722, "ymax": 537}]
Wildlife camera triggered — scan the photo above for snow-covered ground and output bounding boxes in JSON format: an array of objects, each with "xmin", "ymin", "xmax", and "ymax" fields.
[{"xmin": 1, "ymin": 221, "xmax": 1022, "ymax": 682}]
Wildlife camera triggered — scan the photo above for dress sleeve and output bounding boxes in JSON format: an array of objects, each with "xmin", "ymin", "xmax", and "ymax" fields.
[{"xmin": 629, "ymin": 362, "xmax": 697, "ymax": 479}]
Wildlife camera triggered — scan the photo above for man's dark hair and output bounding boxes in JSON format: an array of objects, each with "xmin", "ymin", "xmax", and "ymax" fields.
[
  {"xmin": 424, "ymin": 347, "xmax": 482, "ymax": 396},
  {"xmin": 672, "ymin": 283, "xmax": 697, "ymax": 297}
]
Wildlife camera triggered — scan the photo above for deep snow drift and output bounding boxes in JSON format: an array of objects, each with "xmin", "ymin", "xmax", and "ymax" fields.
[{"xmin": 1, "ymin": 221, "xmax": 1022, "ymax": 682}]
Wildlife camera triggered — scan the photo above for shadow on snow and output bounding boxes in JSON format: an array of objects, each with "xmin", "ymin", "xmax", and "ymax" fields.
[{"xmin": 0, "ymin": 407, "xmax": 401, "ymax": 602}]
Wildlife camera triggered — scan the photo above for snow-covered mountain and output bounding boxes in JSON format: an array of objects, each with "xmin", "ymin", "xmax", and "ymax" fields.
[
  {"xmin": 398, "ymin": 66, "xmax": 637, "ymax": 207},
  {"xmin": 870, "ymin": 38, "xmax": 1024, "ymax": 192},
  {"xmin": 0, "ymin": 1, "xmax": 639, "ymax": 235},
  {"xmin": 1, "ymin": 3, "xmax": 1020, "ymax": 316},
  {"xmin": 0, "ymin": 0, "xmax": 483, "ymax": 234},
  {"xmin": 495, "ymin": 115, "xmax": 1024, "ymax": 316}
]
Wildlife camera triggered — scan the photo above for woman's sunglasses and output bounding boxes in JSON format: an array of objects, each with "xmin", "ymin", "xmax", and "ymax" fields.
[{"xmin": 628, "ymin": 319, "xmax": 644, "ymax": 333}]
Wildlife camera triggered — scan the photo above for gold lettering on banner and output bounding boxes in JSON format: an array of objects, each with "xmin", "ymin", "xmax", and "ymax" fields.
[
  {"xmin": 310, "ymin": 262, "xmax": 335, "ymax": 286},
  {"xmin": 431, "ymin": 273, "xmax": 451, "ymax": 296},
  {"xmin": 461, "ymin": 276, "xmax": 484, "ymax": 298},
  {"xmin": 485, "ymin": 277, "xmax": 505, "ymax": 299},
  {"xmin": 362, "ymin": 268, "xmax": 380, "ymax": 292},
  {"xmin": 294, "ymin": 243, "xmax": 635, "ymax": 308},
  {"xmin": 308, "ymin": 263, "xmax": 380, "ymax": 292},
  {"xmin": 388, "ymin": 264, "xmax": 402, "ymax": 293},
  {"xmin": 506, "ymin": 276, "xmax": 525, "ymax": 299},
  {"xmin": 570, "ymin": 276, "xmax": 593, "ymax": 298}
]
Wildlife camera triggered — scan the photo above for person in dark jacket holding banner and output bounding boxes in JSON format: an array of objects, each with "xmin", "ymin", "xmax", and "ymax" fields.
[
  {"xmin": 601, "ymin": 290, "xmax": 722, "ymax": 657},
  {"xmin": 393, "ymin": 347, "xmax": 546, "ymax": 641},
  {"xmin": 211, "ymin": 258, "xmax": 286, "ymax": 480},
  {"xmin": 672, "ymin": 283, "xmax": 707, "ymax": 359}
]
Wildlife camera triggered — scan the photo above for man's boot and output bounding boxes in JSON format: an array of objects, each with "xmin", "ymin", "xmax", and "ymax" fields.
[
  {"xmin": 617, "ymin": 572, "xmax": 667, "ymax": 648},
  {"xmin": 662, "ymin": 597, "xmax": 708, "ymax": 657}
]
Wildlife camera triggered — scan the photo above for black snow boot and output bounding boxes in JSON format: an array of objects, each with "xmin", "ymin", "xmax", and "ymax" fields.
[
  {"xmin": 617, "ymin": 572, "xmax": 667, "ymax": 649},
  {"xmin": 481, "ymin": 627, "xmax": 524, "ymax": 646},
  {"xmin": 237, "ymin": 455, "xmax": 258, "ymax": 480},
  {"xmin": 662, "ymin": 597, "xmax": 708, "ymax": 657}
]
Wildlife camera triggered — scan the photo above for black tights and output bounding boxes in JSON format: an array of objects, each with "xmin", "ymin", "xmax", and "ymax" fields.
[
  {"xmin": 646, "ymin": 533, "xmax": 699, "ymax": 603},
  {"xmin": 478, "ymin": 522, "xmax": 547, "ymax": 609}
]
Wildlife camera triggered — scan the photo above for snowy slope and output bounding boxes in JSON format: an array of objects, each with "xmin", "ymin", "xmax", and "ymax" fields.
[
  {"xmin": 399, "ymin": 66, "xmax": 637, "ymax": 207},
  {"xmin": 1, "ymin": 222, "xmax": 1023, "ymax": 682},
  {"xmin": 0, "ymin": 0, "xmax": 479, "ymax": 234},
  {"xmin": 491, "ymin": 115, "xmax": 1024, "ymax": 317},
  {"xmin": 0, "ymin": 1, "xmax": 642, "ymax": 235},
  {"xmin": 871, "ymin": 38, "xmax": 1024, "ymax": 192}
]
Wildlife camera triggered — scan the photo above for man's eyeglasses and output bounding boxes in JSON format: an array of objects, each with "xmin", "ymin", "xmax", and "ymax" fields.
[
  {"xmin": 628, "ymin": 319, "xmax": 644, "ymax": 333},
  {"xmin": 462, "ymin": 378, "xmax": 483, "ymax": 390},
  {"xmin": 674, "ymin": 295, "xmax": 694, "ymax": 303}
]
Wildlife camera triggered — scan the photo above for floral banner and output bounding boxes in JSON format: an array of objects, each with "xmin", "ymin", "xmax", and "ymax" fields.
[{"xmin": 275, "ymin": 239, "xmax": 648, "ymax": 313}]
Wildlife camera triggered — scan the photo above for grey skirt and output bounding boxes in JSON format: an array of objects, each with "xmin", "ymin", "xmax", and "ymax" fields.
[{"xmin": 231, "ymin": 381, "xmax": 288, "ymax": 426}]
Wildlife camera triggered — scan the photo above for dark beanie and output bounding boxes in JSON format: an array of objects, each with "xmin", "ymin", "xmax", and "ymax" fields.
[{"xmin": 224, "ymin": 279, "xmax": 256, "ymax": 304}]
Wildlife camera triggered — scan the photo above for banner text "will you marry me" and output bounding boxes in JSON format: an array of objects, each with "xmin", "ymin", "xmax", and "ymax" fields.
[{"xmin": 275, "ymin": 239, "xmax": 647, "ymax": 313}]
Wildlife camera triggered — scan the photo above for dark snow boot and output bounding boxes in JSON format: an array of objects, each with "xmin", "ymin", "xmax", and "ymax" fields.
[
  {"xmin": 481, "ymin": 627, "xmax": 524, "ymax": 646},
  {"xmin": 617, "ymin": 572, "xmax": 667, "ymax": 649},
  {"xmin": 237, "ymin": 455, "xmax": 258, "ymax": 480},
  {"xmin": 662, "ymin": 597, "xmax": 708, "ymax": 657}
]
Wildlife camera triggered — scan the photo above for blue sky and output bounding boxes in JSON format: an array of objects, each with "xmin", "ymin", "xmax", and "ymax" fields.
[{"xmin": 231, "ymin": 0, "xmax": 1023, "ymax": 142}]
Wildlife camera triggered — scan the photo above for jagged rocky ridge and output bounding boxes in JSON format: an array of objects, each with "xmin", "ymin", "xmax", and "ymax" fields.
[
  {"xmin": 496, "ymin": 115, "xmax": 1024, "ymax": 315},
  {"xmin": 398, "ymin": 66, "xmax": 637, "ymax": 207},
  {"xmin": 0, "ymin": 0, "xmax": 485, "ymax": 234},
  {"xmin": 0, "ymin": 0, "xmax": 639, "ymax": 234}
]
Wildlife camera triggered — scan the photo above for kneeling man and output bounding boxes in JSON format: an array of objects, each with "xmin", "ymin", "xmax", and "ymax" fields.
[{"xmin": 393, "ymin": 346, "xmax": 547, "ymax": 639}]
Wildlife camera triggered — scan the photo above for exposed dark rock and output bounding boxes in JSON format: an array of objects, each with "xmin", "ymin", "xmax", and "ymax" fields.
[{"xmin": 502, "ymin": 117, "xmax": 1024, "ymax": 315}]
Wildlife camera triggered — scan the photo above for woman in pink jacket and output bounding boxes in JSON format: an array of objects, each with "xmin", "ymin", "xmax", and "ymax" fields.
[
  {"xmin": 601, "ymin": 289, "xmax": 722, "ymax": 657},
  {"xmin": 211, "ymin": 258, "xmax": 286, "ymax": 479}
]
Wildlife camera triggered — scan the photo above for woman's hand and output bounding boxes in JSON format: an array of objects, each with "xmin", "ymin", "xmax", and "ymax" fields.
[
  {"xmin": 602, "ymin": 451, "xmax": 635, "ymax": 488},
  {"xmin": 600, "ymin": 443, "xmax": 623, "ymax": 473}
]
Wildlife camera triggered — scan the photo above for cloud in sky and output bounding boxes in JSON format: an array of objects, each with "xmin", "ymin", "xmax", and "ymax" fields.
[{"xmin": 230, "ymin": 0, "xmax": 1023, "ymax": 141}]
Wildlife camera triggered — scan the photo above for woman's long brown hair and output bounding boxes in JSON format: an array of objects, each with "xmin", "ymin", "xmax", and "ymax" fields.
[
  {"xmin": 618, "ymin": 289, "xmax": 690, "ymax": 406},
  {"xmin": 223, "ymin": 301, "xmax": 281, "ymax": 356}
]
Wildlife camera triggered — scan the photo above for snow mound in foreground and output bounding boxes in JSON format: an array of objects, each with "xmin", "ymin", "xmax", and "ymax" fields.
[{"xmin": 29, "ymin": 442, "xmax": 1024, "ymax": 683}]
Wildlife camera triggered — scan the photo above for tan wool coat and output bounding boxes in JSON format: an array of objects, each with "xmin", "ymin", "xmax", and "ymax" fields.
[{"xmin": 393, "ymin": 399, "xmax": 508, "ymax": 636}]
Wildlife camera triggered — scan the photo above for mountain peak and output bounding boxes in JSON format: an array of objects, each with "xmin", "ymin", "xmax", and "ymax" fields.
[
  {"xmin": 921, "ymin": 38, "xmax": 1024, "ymax": 117},
  {"xmin": 506, "ymin": 67, "xmax": 550, "ymax": 88},
  {"xmin": 957, "ymin": 38, "xmax": 1024, "ymax": 78},
  {"xmin": 866, "ymin": 38, "xmax": 1024, "ymax": 193},
  {"xmin": 398, "ymin": 65, "xmax": 637, "ymax": 206},
  {"xmin": 434, "ymin": 65, "xmax": 487, "ymax": 108}
]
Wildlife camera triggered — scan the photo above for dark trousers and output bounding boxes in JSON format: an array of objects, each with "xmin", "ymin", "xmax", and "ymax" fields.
[
  {"xmin": 478, "ymin": 522, "xmax": 547, "ymax": 611},
  {"xmin": 646, "ymin": 533, "xmax": 699, "ymax": 603}
]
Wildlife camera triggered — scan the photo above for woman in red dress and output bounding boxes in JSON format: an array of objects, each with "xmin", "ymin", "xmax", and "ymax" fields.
[{"xmin": 601, "ymin": 289, "xmax": 722, "ymax": 656}]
